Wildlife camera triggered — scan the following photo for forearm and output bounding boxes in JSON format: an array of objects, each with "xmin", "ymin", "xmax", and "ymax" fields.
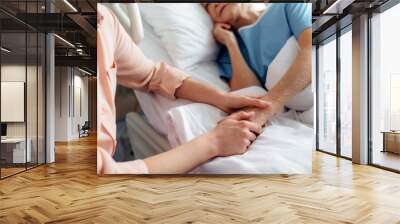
[
  {"xmin": 263, "ymin": 48, "xmax": 311, "ymax": 104},
  {"xmin": 262, "ymin": 29, "xmax": 312, "ymax": 104},
  {"xmin": 143, "ymin": 133, "xmax": 217, "ymax": 174},
  {"xmin": 226, "ymin": 41, "xmax": 261, "ymax": 90},
  {"xmin": 241, "ymin": 30, "xmax": 312, "ymax": 127},
  {"xmin": 175, "ymin": 78, "xmax": 226, "ymax": 109}
]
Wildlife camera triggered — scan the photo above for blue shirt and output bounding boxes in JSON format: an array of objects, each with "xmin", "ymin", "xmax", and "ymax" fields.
[{"xmin": 218, "ymin": 3, "xmax": 312, "ymax": 86}]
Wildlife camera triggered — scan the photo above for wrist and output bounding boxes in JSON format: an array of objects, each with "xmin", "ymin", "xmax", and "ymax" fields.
[
  {"xmin": 262, "ymin": 92, "xmax": 286, "ymax": 107},
  {"xmin": 213, "ymin": 90, "xmax": 229, "ymax": 110},
  {"xmin": 225, "ymin": 37, "xmax": 238, "ymax": 49},
  {"xmin": 260, "ymin": 95, "xmax": 285, "ymax": 117},
  {"xmin": 203, "ymin": 131, "xmax": 220, "ymax": 158}
]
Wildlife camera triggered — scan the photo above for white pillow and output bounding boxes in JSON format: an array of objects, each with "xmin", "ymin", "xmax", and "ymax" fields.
[
  {"xmin": 139, "ymin": 3, "xmax": 219, "ymax": 70},
  {"xmin": 138, "ymin": 20, "xmax": 173, "ymax": 65},
  {"xmin": 266, "ymin": 36, "xmax": 313, "ymax": 111},
  {"xmin": 136, "ymin": 20, "xmax": 226, "ymax": 137},
  {"xmin": 136, "ymin": 20, "xmax": 190, "ymax": 136}
]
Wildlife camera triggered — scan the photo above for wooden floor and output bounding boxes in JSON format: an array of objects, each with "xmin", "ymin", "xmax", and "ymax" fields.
[
  {"xmin": 1, "ymin": 163, "xmax": 45, "ymax": 178},
  {"xmin": 1, "ymin": 135, "xmax": 400, "ymax": 223},
  {"xmin": 1, "ymin": 167, "xmax": 26, "ymax": 178}
]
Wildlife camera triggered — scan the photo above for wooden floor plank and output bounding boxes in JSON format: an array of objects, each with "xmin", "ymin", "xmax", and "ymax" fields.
[{"xmin": 0, "ymin": 134, "xmax": 399, "ymax": 223}]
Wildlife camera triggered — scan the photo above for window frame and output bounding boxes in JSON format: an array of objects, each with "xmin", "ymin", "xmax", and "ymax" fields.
[
  {"xmin": 315, "ymin": 24, "xmax": 353, "ymax": 161},
  {"xmin": 0, "ymin": 0, "xmax": 48, "ymax": 180},
  {"xmin": 367, "ymin": 0, "xmax": 400, "ymax": 173}
]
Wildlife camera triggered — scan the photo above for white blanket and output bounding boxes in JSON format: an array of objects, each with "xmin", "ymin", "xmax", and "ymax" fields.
[
  {"xmin": 166, "ymin": 87, "xmax": 313, "ymax": 174},
  {"xmin": 136, "ymin": 14, "xmax": 313, "ymax": 174}
]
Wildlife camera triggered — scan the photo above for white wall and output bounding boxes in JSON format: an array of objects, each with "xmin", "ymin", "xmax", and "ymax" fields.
[
  {"xmin": 71, "ymin": 73, "xmax": 89, "ymax": 138},
  {"xmin": 54, "ymin": 67, "xmax": 89, "ymax": 141},
  {"xmin": 1, "ymin": 65, "xmax": 41, "ymax": 138},
  {"xmin": 1, "ymin": 64, "xmax": 46, "ymax": 163},
  {"xmin": 54, "ymin": 67, "xmax": 69, "ymax": 141},
  {"xmin": 1, "ymin": 65, "xmax": 26, "ymax": 139}
]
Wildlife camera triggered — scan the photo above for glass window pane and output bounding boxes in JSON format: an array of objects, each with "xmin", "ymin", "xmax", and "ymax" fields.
[
  {"xmin": 27, "ymin": 31, "xmax": 38, "ymax": 169},
  {"xmin": 318, "ymin": 38, "xmax": 337, "ymax": 154},
  {"xmin": 340, "ymin": 29, "xmax": 352, "ymax": 158},
  {"xmin": 1, "ymin": 30, "xmax": 28, "ymax": 177},
  {"xmin": 38, "ymin": 32, "xmax": 45, "ymax": 165},
  {"xmin": 0, "ymin": 0, "xmax": 46, "ymax": 179},
  {"xmin": 371, "ymin": 3, "xmax": 400, "ymax": 171},
  {"xmin": 27, "ymin": 0, "xmax": 41, "ymax": 167}
]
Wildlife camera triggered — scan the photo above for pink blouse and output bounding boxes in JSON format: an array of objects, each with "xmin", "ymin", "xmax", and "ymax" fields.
[{"xmin": 97, "ymin": 5, "xmax": 189, "ymax": 174}]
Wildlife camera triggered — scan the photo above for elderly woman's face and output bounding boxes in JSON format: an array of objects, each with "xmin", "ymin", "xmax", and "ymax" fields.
[{"xmin": 204, "ymin": 3, "xmax": 241, "ymax": 24}]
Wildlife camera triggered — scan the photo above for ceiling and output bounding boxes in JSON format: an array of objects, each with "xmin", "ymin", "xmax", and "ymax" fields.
[
  {"xmin": 0, "ymin": 0, "xmax": 97, "ymax": 75},
  {"xmin": 312, "ymin": 0, "xmax": 392, "ymax": 43},
  {"xmin": 0, "ymin": 0, "xmax": 395, "ymax": 74}
]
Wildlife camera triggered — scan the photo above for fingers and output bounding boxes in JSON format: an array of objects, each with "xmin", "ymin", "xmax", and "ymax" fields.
[
  {"xmin": 217, "ymin": 111, "xmax": 247, "ymax": 125},
  {"xmin": 243, "ymin": 97, "xmax": 271, "ymax": 109},
  {"xmin": 244, "ymin": 139, "xmax": 251, "ymax": 148},
  {"xmin": 225, "ymin": 112, "xmax": 263, "ymax": 134},
  {"xmin": 228, "ymin": 111, "xmax": 254, "ymax": 121},
  {"xmin": 221, "ymin": 23, "xmax": 231, "ymax": 30},
  {"xmin": 237, "ymin": 127, "xmax": 257, "ymax": 154},
  {"xmin": 245, "ymin": 130, "xmax": 257, "ymax": 141},
  {"xmin": 215, "ymin": 22, "xmax": 231, "ymax": 30},
  {"xmin": 239, "ymin": 120, "xmax": 262, "ymax": 135},
  {"xmin": 214, "ymin": 23, "xmax": 222, "ymax": 30}
]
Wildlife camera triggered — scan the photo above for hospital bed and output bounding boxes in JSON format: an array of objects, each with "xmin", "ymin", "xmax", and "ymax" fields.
[{"xmin": 105, "ymin": 3, "xmax": 314, "ymax": 174}]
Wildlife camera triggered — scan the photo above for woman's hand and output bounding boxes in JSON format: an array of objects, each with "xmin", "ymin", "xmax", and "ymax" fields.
[
  {"xmin": 213, "ymin": 23, "xmax": 236, "ymax": 46},
  {"xmin": 216, "ymin": 92, "xmax": 270, "ymax": 113},
  {"xmin": 207, "ymin": 111, "xmax": 262, "ymax": 157},
  {"xmin": 236, "ymin": 93, "xmax": 285, "ymax": 127}
]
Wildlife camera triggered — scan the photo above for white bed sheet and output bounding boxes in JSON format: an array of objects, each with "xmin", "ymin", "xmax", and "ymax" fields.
[
  {"xmin": 166, "ymin": 85, "xmax": 313, "ymax": 174},
  {"xmin": 136, "ymin": 20, "xmax": 229, "ymax": 136},
  {"xmin": 137, "ymin": 18, "xmax": 313, "ymax": 174}
]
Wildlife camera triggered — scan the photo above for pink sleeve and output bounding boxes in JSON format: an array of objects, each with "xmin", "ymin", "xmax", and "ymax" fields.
[
  {"xmin": 97, "ymin": 148, "xmax": 149, "ymax": 174},
  {"xmin": 97, "ymin": 5, "xmax": 190, "ymax": 158},
  {"xmin": 107, "ymin": 6, "xmax": 189, "ymax": 99}
]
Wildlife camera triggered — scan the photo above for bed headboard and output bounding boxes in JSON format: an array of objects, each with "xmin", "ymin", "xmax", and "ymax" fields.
[{"xmin": 105, "ymin": 3, "xmax": 144, "ymax": 44}]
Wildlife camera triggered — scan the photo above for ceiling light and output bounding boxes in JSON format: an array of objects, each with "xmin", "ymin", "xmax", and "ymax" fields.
[
  {"xmin": 54, "ymin": 34, "xmax": 75, "ymax": 48},
  {"xmin": 78, "ymin": 67, "xmax": 93, "ymax": 76},
  {"xmin": 1, "ymin": 47, "xmax": 11, "ymax": 53},
  {"xmin": 323, "ymin": 0, "xmax": 355, "ymax": 15},
  {"xmin": 63, "ymin": 0, "xmax": 78, "ymax": 12},
  {"xmin": 76, "ymin": 48, "xmax": 85, "ymax": 55}
]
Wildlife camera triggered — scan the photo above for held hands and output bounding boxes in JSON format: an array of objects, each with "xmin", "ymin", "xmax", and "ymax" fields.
[
  {"xmin": 217, "ymin": 92, "xmax": 270, "ymax": 114},
  {"xmin": 237, "ymin": 94, "xmax": 285, "ymax": 127},
  {"xmin": 213, "ymin": 23, "xmax": 236, "ymax": 46},
  {"xmin": 208, "ymin": 111, "xmax": 262, "ymax": 157}
]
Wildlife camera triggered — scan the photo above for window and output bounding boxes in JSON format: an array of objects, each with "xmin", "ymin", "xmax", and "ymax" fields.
[
  {"xmin": 390, "ymin": 74, "xmax": 400, "ymax": 130},
  {"xmin": 317, "ymin": 37, "xmax": 337, "ymax": 154},
  {"xmin": 316, "ymin": 27, "xmax": 353, "ymax": 159},
  {"xmin": 340, "ymin": 29, "xmax": 352, "ymax": 158},
  {"xmin": 370, "ymin": 2, "xmax": 400, "ymax": 171},
  {"xmin": 0, "ymin": 1, "xmax": 47, "ymax": 179}
]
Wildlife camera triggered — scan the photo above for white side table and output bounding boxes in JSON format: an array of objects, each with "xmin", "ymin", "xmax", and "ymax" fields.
[{"xmin": 1, "ymin": 138, "xmax": 32, "ymax": 163}]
